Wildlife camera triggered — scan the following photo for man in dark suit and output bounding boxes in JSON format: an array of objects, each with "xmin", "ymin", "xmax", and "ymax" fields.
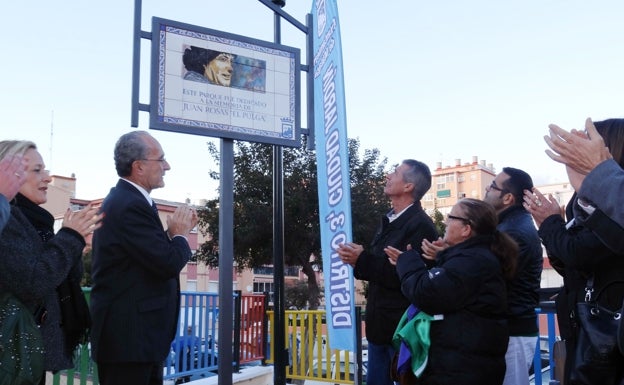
[{"xmin": 90, "ymin": 131, "xmax": 197, "ymax": 385}]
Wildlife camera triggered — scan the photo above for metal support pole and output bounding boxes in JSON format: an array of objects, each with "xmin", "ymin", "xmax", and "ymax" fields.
[
  {"xmin": 272, "ymin": 145, "xmax": 286, "ymax": 385},
  {"xmin": 272, "ymin": 2, "xmax": 287, "ymax": 384},
  {"xmin": 130, "ymin": 0, "xmax": 142, "ymax": 127},
  {"xmin": 218, "ymin": 138, "xmax": 235, "ymax": 385},
  {"xmin": 233, "ymin": 290, "xmax": 242, "ymax": 373},
  {"xmin": 305, "ymin": 12, "xmax": 315, "ymax": 150},
  {"xmin": 356, "ymin": 308, "xmax": 363, "ymax": 385}
]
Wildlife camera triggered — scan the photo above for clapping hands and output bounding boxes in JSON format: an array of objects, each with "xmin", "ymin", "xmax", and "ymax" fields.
[
  {"xmin": 62, "ymin": 203, "xmax": 103, "ymax": 238},
  {"xmin": 166, "ymin": 205, "xmax": 198, "ymax": 238}
]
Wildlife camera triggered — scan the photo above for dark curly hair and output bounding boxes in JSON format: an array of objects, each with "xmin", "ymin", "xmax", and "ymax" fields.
[{"xmin": 182, "ymin": 46, "xmax": 222, "ymax": 74}]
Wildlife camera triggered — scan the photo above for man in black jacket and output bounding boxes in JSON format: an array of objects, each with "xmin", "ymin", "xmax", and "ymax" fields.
[
  {"xmin": 337, "ymin": 159, "xmax": 438, "ymax": 385},
  {"xmin": 91, "ymin": 131, "xmax": 197, "ymax": 385},
  {"xmin": 484, "ymin": 167, "xmax": 543, "ymax": 385}
]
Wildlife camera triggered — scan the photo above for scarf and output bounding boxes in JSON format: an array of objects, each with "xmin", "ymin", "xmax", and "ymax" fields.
[{"xmin": 14, "ymin": 193, "xmax": 55, "ymax": 242}]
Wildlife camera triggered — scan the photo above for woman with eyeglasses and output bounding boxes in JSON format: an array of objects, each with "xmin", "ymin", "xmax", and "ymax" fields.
[
  {"xmin": 387, "ymin": 198, "xmax": 518, "ymax": 385},
  {"xmin": 0, "ymin": 140, "xmax": 103, "ymax": 384}
]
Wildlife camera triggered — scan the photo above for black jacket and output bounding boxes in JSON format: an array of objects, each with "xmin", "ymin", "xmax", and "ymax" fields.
[
  {"xmin": 540, "ymin": 197, "xmax": 624, "ymax": 336},
  {"xmin": 353, "ymin": 202, "xmax": 437, "ymax": 345},
  {"xmin": 539, "ymin": 196, "xmax": 624, "ymax": 384},
  {"xmin": 497, "ymin": 205, "xmax": 543, "ymax": 335},
  {"xmin": 90, "ymin": 180, "xmax": 192, "ymax": 363},
  {"xmin": 396, "ymin": 236, "xmax": 509, "ymax": 385}
]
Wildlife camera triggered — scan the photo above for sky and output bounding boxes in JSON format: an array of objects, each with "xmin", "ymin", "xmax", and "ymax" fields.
[{"xmin": 1, "ymin": 1, "xmax": 623, "ymax": 204}]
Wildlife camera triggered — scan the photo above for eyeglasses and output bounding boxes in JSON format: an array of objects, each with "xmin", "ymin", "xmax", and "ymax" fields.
[
  {"xmin": 141, "ymin": 158, "xmax": 167, "ymax": 163},
  {"xmin": 487, "ymin": 181, "xmax": 507, "ymax": 193},
  {"xmin": 446, "ymin": 214, "xmax": 472, "ymax": 225}
]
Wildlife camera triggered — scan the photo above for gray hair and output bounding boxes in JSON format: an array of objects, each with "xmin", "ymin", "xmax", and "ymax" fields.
[
  {"xmin": 401, "ymin": 159, "xmax": 432, "ymax": 202},
  {"xmin": 114, "ymin": 131, "xmax": 150, "ymax": 177}
]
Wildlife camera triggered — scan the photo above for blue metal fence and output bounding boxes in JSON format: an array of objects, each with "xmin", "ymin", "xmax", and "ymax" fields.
[
  {"xmin": 532, "ymin": 301, "xmax": 560, "ymax": 385},
  {"xmin": 52, "ymin": 290, "xmax": 560, "ymax": 384},
  {"xmin": 163, "ymin": 292, "xmax": 221, "ymax": 382}
]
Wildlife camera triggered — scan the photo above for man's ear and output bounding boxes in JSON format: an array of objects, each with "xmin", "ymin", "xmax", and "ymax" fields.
[
  {"xmin": 132, "ymin": 160, "xmax": 144, "ymax": 175},
  {"xmin": 502, "ymin": 192, "xmax": 515, "ymax": 206},
  {"xmin": 460, "ymin": 223, "xmax": 472, "ymax": 239},
  {"xmin": 404, "ymin": 182, "xmax": 415, "ymax": 194}
]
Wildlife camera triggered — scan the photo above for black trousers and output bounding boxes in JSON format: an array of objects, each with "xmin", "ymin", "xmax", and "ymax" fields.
[{"xmin": 97, "ymin": 361, "xmax": 164, "ymax": 385}]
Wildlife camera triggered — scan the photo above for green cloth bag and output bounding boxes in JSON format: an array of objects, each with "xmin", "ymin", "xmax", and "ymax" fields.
[{"xmin": 0, "ymin": 292, "xmax": 45, "ymax": 385}]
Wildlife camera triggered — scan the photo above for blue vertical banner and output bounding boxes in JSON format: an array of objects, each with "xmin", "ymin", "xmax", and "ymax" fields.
[{"xmin": 312, "ymin": 0, "xmax": 356, "ymax": 352}]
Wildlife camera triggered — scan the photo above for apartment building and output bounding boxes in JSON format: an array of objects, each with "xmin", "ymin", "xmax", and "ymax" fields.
[{"xmin": 422, "ymin": 156, "xmax": 497, "ymax": 216}]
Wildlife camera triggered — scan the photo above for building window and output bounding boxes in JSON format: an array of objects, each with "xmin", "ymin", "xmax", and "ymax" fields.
[
  {"xmin": 436, "ymin": 175, "xmax": 455, "ymax": 190},
  {"xmin": 253, "ymin": 266, "xmax": 273, "ymax": 275},
  {"xmin": 186, "ymin": 280, "xmax": 197, "ymax": 292},
  {"xmin": 253, "ymin": 282, "xmax": 274, "ymax": 294},
  {"xmin": 253, "ymin": 265, "xmax": 299, "ymax": 276}
]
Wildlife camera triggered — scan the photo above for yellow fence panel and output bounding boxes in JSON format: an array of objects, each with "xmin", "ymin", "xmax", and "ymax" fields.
[{"xmin": 267, "ymin": 310, "xmax": 357, "ymax": 384}]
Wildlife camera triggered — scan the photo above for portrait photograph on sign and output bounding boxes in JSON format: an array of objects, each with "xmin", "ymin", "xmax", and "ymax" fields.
[{"xmin": 150, "ymin": 17, "xmax": 301, "ymax": 146}]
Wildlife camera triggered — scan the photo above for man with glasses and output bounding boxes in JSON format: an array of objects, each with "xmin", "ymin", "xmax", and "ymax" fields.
[
  {"xmin": 91, "ymin": 131, "xmax": 198, "ymax": 385},
  {"xmin": 484, "ymin": 167, "xmax": 543, "ymax": 385},
  {"xmin": 337, "ymin": 159, "xmax": 438, "ymax": 385}
]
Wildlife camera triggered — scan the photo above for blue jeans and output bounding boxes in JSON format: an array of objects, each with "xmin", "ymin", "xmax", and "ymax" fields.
[{"xmin": 367, "ymin": 341, "xmax": 397, "ymax": 385}]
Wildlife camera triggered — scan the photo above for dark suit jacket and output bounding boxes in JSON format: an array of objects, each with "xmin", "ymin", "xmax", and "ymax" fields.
[
  {"xmin": 90, "ymin": 179, "xmax": 191, "ymax": 363},
  {"xmin": 352, "ymin": 202, "xmax": 438, "ymax": 344}
]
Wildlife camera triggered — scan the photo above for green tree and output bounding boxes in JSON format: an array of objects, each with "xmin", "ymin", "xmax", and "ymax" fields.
[
  {"xmin": 81, "ymin": 250, "xmax": 93, "ymax": 287},
  {"xmin": 195, "ymin": 138, "xmax": 388, "ymax": 309},
  {"xmin": 284, "ymin": 281, "xmax": 320, "ymax": 310},
  {"xmin": 432, "ymin": 208, "xmax": 446, "ymax": 237}
]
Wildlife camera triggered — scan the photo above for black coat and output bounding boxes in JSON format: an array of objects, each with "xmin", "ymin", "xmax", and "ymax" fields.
[
  {"xmin": 90, "ymin": 180, "xmax": 191, "ymax": 363},
  {"xmin": 540, "ymin": 198, "xmax": 624, "ymax": 338},
  {"xmin": 539, "ymin": 197, "xmax": 624, "ymax": 384},
  {"xmin": 353, "ymin": 203, "xmax": 437, "ymax": 345},
  {"xmin": 0, "ymin": 203, "xmax": 85, "ymax": 371},
  {"xmin": 396, "ymin": 236, "xmax": 509, "ymax": 385},
  {"xmin": 497, "ymin": 205, "xmax": 542, "ymax": 335}
]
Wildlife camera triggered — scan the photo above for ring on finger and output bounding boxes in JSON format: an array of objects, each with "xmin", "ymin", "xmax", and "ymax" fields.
[{"xmin": 535, "ymin": 199, "xmax": 542, "ymax": 207}]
